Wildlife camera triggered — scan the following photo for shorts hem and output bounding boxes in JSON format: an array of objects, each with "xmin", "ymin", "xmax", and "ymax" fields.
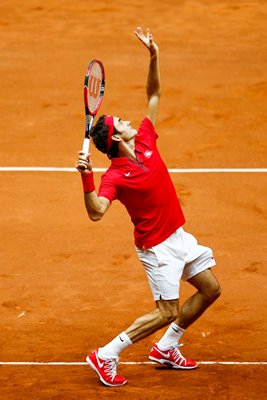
[
  {"xmin": 184, "ymin": 260, "xmax": 216, "ymax": 281},
  {"xmin": 153, "ymin": 295, "xmax": 179, "ymax": 301}
]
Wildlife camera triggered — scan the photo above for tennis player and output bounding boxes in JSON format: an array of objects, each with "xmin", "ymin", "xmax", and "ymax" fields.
[{"xmin": 76, "ymin": 27, "xmax": 221, "ymax": 387}]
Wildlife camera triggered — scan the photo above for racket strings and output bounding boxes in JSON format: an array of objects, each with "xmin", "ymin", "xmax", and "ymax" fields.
[{"xmin": 87, "ymin": 63, "xmax": 103, "ymax": 113}]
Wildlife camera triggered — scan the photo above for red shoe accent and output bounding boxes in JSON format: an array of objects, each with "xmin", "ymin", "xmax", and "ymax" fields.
[
  {"xmin": 149, "ymin": 343, "xmax": 198, "ymax": 370},
  {"xmin": 86, "ymin": 349, "xmax": 127, "ymax": 387}
]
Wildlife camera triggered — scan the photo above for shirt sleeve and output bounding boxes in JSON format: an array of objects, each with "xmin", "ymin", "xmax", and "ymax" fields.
[
  {"xmin": 137, "ymin": 117, "xmax": 159, "ymax": 142},
  {"xmin": 98, "ymin": 172, "xmax": 118, "ymax": 203}
]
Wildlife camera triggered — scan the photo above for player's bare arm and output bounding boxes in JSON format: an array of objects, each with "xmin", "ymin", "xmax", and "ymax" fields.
[
  {"xmin": 76, "ymin": 151, "xmax": 110, "ymax": 221},
  {"xmin": 135, "ymin": 27, "xmax": 161, "ymax": 125},
  {"xmin": 84, "ymin": 192, "xmax": 110, "ymax": 222}
]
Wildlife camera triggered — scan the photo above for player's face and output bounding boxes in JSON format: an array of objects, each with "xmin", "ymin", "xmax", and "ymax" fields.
[{"xmin": 113, "ymin": 117, "xmax": 137, "ymax": 142}]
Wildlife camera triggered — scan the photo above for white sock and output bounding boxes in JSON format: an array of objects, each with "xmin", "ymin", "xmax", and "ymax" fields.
[
  {"xmin": 157, "ymin": 323, "xmax": 185, "ymax": 350},
  {"xmin": 98, "ymin": 332, "xmax": 132, "ymax": 359}
]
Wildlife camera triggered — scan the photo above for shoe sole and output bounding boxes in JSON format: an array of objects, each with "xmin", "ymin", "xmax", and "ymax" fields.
[
  {"xmin": 86, "ymin": 356, "xmax": 127, "ymax": 387},
  {"xmin": 149, "ymin": 355, "xmax": 198, "ymax": 370}
]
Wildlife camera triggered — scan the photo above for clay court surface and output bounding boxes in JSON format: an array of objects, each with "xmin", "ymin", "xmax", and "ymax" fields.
[{"xmin": 0, "ymin": 0, "xmax": 267, "ymax": 398}]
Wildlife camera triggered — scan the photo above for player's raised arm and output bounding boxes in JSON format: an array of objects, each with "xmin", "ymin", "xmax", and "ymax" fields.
[{"xmin": 134, "ymin": 27, "xmax": 161, "ymax": 125}]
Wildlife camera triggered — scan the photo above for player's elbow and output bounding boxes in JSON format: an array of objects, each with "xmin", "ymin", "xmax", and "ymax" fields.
[
  {"xmin": 89, "ymin": 212, "xmax": 103, "ymax": 222},
  {"xmin": 147, "ymin": 91, "xmax": 161, "ymax": 102},
  {"xmin": 85, "ymin": 200, "xmax": 107, "ymax": 222}
]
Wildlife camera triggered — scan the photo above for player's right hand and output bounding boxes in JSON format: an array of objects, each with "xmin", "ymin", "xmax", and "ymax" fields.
[{"xmin": 76, "ymin": 151, "xmax": 93, "ymax": 173}]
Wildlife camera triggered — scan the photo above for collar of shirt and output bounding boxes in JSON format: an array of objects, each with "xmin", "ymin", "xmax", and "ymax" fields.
[{"xmin": 111, "ymin": 157, "xmax": 129, "ymax": 166}]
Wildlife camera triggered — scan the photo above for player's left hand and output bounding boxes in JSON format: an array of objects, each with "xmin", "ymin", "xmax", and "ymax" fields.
[{"xmin": 134, "ymin": 27, "xmax": 158, "ymax": 55}]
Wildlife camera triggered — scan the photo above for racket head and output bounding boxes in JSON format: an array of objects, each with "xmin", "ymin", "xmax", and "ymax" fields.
[{"xmin": 84, "ymin": 59, "xmax": 105, "ymax": 116}]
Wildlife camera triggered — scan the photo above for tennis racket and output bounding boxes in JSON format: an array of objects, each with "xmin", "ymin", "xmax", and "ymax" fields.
[{"xmin": 82, "ymin": 59, "xmax": 105, "ymax": 154}]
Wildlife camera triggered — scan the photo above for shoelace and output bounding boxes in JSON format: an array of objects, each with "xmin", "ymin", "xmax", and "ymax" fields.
[
  {"xmin": 104, "ymin": 357, "xmax": 118, "ymax": 380},
  {"xmin": 170, "ymin": 345, "xmax": 187, "ymax": 365}
]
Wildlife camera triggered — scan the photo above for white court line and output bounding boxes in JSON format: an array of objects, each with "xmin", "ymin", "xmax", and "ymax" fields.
[
  {"xmin": 0, "ymin": 167, "xmax": 266, "ymax": 173},
  {"xmin": 0, "ymin": 361, "xmax": 266, "ymax": 366}
]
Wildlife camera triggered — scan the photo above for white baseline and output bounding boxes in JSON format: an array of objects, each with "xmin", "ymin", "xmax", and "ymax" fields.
[
  {"xmin": 0, "ymin": 167, "xmax": 266, "ymax": 173},
  {"xmin": 0, "ymin": 361, "xmax": 266, "ymax": 366}
]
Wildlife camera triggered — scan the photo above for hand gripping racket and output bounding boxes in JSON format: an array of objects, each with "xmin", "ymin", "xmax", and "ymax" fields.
[{"xmin": 82, "ymin": 59, "xmax": 105, "ymax": 154}]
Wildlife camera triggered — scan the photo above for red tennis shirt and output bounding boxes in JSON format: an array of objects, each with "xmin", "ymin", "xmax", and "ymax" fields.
[{"xmin": 98, "ymin": 117, "xmax": 185, "ymax": 249}]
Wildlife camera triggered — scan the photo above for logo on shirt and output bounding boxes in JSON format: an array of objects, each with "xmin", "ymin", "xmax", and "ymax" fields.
[
  {"xmin": 144, "ymin": 150, "xmax": 153, "ymax": 158},
  {"xmin": 124, "ymin": 172, "xmax": 131, "ymax": 177}
]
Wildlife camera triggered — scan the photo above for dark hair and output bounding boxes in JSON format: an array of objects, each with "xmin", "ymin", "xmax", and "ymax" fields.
[{"xmin": 90, "ymin": 115, "xmax": 119, "ymax": 158}]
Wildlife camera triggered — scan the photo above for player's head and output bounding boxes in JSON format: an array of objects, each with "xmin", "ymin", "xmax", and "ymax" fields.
[
  {"xmin": 90, "ymin": 115, "xmax": 137, "ymax": 158},
  {"xmin": 90, "ymin": 115, "xmax": 119, "ymax": 158}
]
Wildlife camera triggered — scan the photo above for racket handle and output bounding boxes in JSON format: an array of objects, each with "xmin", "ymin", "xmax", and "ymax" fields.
[{"xmin": 82, "ymin": 137, "xmax": 90, "ymax": 154}]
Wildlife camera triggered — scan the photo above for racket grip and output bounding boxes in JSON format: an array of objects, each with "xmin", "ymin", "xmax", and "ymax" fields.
[{"xmin": 82, "ymin": 137, "xmax": 90, "ymax": 154}]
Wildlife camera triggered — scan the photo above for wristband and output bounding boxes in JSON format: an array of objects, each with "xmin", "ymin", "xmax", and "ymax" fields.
[{"xmin": 81, "ymin": 172, "xmax": 95, "ymax": 193}]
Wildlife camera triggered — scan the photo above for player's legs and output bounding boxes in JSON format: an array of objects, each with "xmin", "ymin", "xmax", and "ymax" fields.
[
  {"xmin": 135, "ymin": 237, "xmax": 199, "ymax": 368},
  {"xmin": 138, "ymin": 228, "xmax": 219, "ymax": 368},
  {"xmin": 87, "ymin": 234, "xmax": 185, "ymax": 385},
  {"xmin": 148, "ymin": 268, "xmax": 220, "ymax": 370},
  {"xmin": 147, "ymin": 298, "xmax": 198, "ymax": 369},
  {"xmin": 87, "ymin": 229, "xmax": 220, "ymax": 383},
  {"xmin": 123, "ymin": 297, "xmax": 197, "ymax": 369},
  {"xmin": 86, "ymin": 297, "xmax": 180, "ymax": 386}
]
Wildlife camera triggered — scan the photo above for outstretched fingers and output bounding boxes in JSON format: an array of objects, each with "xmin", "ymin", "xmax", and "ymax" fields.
[
  {"xmin": 134, "ymin": 26, "xmax": 146, "ymax": 42},
  {"xmin": 134, "ymin": 27, "xmax": 158, "ymax": 53}
]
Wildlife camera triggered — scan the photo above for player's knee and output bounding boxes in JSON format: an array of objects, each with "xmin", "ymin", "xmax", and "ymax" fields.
[
  {"xmin": 158, "ymin": 307, "xmax": 178, "ymax": 326},
  {"xmin": 205, "ymin": 281, "xmax": 221, "ymax": 303},
  {"xmin": 213, "ymin": 282, "xmax": 222, "ymax": 300}
]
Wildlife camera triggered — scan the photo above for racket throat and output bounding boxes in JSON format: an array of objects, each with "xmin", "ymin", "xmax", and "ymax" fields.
[{"xmin": 85, "ymin": 115, "xmax": 94, "ymax": 139}]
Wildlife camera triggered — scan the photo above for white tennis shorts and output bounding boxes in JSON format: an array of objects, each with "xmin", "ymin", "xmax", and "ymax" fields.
[{"xmin": 136, "ymin": 227, "xmax": 216, "ymax": 301}]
